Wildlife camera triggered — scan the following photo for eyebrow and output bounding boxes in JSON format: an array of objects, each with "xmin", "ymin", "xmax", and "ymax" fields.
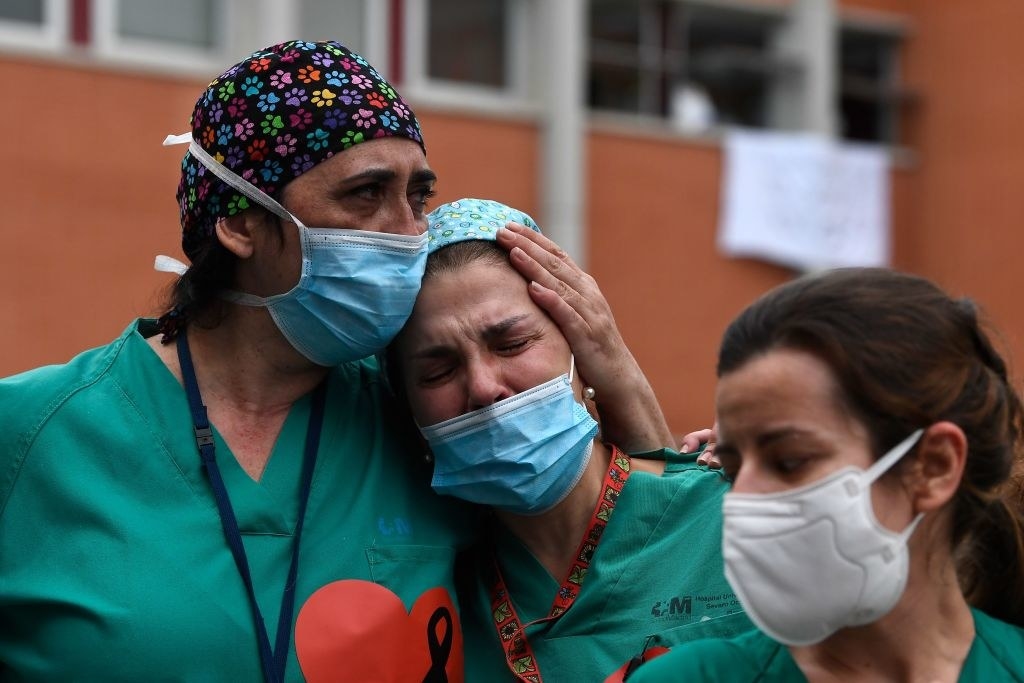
[
  {"xmin": 408, "ymin": 314, "xmax": 531, "ymax": 361},
  {"xmin": 718, "ymin": 426, "xmax": 813, "ymax": 452},
  {"xmin": 481, "ymin": 314, "xmax": 530, "ymax": 342},
  {"xmin": 339, "ymin": 167, "xmax": 438, "ymax": 186}
]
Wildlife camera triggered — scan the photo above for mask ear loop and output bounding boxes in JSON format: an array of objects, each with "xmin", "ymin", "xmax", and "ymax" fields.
[
  {"xmin": 162, "ymin": 133, "xmax": 303, "ymax": 228},
  {"xmin": 567, "ymin": 354, "xmax": 597, "ymax": 401},
  {"xmin": 864, "ymin": 428, "xmax": 925, "ymax": 485},
  {"xmin": 164, "ymin": 132, "xmax": 315, "ymax": 306},
  {"xmin": 863, "ymin": 427, "xmax": 928, "ymax": 547}
]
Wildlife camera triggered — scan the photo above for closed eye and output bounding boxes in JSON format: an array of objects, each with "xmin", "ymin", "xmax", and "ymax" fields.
[
  {"xmin": 412, "ymin": 355, "xmax": 458, "ymax": 385},
  {"xmin": 495, "ymin": 338, "xmax": 530, "ymax": 355}
]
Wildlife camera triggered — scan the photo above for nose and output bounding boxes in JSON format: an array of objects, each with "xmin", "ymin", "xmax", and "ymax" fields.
[
  {"xmin": 377, "ymin": 194, "xmax": 425, "ymax": 236},
  {"xmin": 729, "ymin": 467, "xmax": 754, "ymax": 494},
  {"xmin": 728, "ymin": 460, "xmax": 773, "ymax": 495},
  {"xmin": 465, "ymin": 359, "xmax": 513, "ymax": 413}
]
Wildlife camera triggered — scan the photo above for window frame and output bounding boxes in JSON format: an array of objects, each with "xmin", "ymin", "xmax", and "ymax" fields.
[
  {"xmin": 588, "ymin": 0, "xmax": 794, "ymax": 132},
  {"xmin": 401, "ymin": 0, "xmax": 539, "ymax": 117},
  {"xmin": 82, "ymin": 0, "xmax": 382, "ymax": 79},
  {"xmin": 89, "ymin": 0, "xmax": 236, "ymax": 74},
  {"xmin": 587, "ymin": 0, "xmax": 912, "ymax": 150},
  {"xmin": 0, "ymin": 0, "xmax": 68, "ymax": 52},
  {"xmin": 837, "ymin": 12, "xmax": 913, "ymax": 146}
]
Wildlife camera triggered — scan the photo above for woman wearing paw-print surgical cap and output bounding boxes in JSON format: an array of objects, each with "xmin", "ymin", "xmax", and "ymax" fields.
[{"xmin": 0, "ymin": 41, "xmax": 674, "ymax": 682}]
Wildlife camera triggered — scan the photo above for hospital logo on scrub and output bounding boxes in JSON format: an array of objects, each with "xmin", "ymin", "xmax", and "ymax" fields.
[
  {"xmin": 650, "ymin": 595, "xmax": 692, "ymax": 618},
  {"xmin": 651, "ymin": 591, "xmax": 743, "ymax": 619}
]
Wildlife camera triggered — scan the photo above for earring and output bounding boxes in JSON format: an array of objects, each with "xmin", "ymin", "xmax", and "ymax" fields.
[{"xmin": 583, "ymin": 386, "xmax": 596, "ymax": 401}]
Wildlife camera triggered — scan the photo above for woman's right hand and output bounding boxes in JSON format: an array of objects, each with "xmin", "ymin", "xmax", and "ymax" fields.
[{"xmin": 496, "ymin": 222, "xmax": 675, "ymax": 454}]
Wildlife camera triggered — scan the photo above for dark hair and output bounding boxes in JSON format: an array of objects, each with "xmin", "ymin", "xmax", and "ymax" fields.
[
  {"xmin": 156, "ymin": 209, "xmax": 284, "ymax": 342},
  {"xmin": 718, "ymin": 267, "xmax": 1024, "ymax": 626},
  {"xmin": 423, "ymin": 239, "xmax": 510, "ymax": 281}
]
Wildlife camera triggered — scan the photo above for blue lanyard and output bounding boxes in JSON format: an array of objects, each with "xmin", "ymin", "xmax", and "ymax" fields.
[{"xmin": 177, "ymin": 332, "xmax": 326, "ymax": 683}]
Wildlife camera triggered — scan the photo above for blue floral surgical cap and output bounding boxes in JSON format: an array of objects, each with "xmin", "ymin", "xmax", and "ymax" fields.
[{"xmin": 426, "ymin": 198, "xmax": 541, "ymax": 254}]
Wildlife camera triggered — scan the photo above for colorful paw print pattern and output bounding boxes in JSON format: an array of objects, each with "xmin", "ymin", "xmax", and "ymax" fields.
[
  {"xmin": 175, "ymin": 39, "xmax": 424, "ymax": 260},
  {"xmin": 426, "ymin": 198, "xmax": 541, "ymax": 255}
]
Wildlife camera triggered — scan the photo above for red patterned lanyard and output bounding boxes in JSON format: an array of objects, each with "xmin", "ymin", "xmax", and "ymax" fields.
[{"xmin": 488, "ymin": 447, "xmax": 632, "ymax": 683}]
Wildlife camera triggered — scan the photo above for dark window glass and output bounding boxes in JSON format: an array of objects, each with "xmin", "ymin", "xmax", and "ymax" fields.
[
  {"xmin": 428, "ymin": 0, "xmax": 507, "ymax": 87},
  {"xmin": 118, "ymin": 0, "xmax": 218, "ymax": 49},
  {"xmin": 588, "ymin": 1, "xmax": 777, "ymax": 127},
  {"xmin": 0, "ymin": 0, "xmax": 44, "ymax": 24},
  {"xmin": 840, "ymin": 30, "xmax": 901, "ymax": 143}
]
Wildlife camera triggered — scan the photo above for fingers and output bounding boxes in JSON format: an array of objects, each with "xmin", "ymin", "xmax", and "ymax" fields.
[
  {"xmin": 679, "ymin": 428, "xmax": 713, "ymax": 453},
  {"xmin": 681, "ymin": 426, "xmax": 722, "ymax": 468},
  {"xmin": 525, "ymin": 280, "xmax": 585, "ymax": 338},
  {"xmin": 498, "ymin": 221, "xmax": 577, "ymax": 268},
  {"xmin": 498, "ymin": 223, "xmax": 593, "ymax": 305},
  {"xmin": 698, "ymin": 451, "xmax": 723, "ymax": 469}
]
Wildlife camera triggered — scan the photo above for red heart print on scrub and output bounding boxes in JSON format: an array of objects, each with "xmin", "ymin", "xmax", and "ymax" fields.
[{"xmin": 295, "ymin": 580, "xmax": 463, "ymax": 682}]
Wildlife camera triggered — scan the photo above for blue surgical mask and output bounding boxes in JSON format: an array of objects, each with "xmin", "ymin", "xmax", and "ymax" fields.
[
  {"xmin": 167, "ymin": 134, "xmax": 427, "ymax": 366},
  {"xmin": 224, "ymin": 225, "xmax": 426, "ymax": 366},
  {"xmin": 419, "ymin": 357, "xmax": 599, "ymax": 515}
]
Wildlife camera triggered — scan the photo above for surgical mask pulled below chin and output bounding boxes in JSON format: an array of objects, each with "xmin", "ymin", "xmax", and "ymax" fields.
[
  {"xmin": 163, "ymin": 133, "xmax": 427, "ymax": 366},
  {"xmin": 722, "ymin": 428, "xmax": 925, "ymax": 646},
  {"xmin": 419, "ymin": 357, "xmax": 599, "ymax": 515}
]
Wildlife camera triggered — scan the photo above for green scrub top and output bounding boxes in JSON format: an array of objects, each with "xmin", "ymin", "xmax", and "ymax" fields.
[
  {"xmin": 458, "ymin": 448, "xmax": 753, "ymax": 682},
  {"xmin": 626, "ymin": 607, "xmax": 1024, "ymax": 682},
  {"xmin": 0, "ymin": 320, "xmax": 478, "ymax": 681}
]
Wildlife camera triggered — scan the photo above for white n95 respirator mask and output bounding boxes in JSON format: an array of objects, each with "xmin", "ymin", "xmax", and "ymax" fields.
[{"xmin": 721, "ymin": 429, "xmax": 925, "ymax": 646}]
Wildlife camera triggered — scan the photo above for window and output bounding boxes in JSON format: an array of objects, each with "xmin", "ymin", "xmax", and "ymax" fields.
[
  {"xmin": 588, "ymin": 1, "xmax": 911, "ymax": 146},
  {"xmin": 428, "ymin": 0, "xmax": 507, "ymax": 88},
  {"xmin": 298, "ymin": 0, "xmax": 368, "ymax": 57},
  {"xmin": 0, "ymin": 1, "xmax": 381, "ymax": 77},
  {"xmin": 403, "ymin": 0, "xmax": 534, "ymax": 107},
  {"xmin": 0, "ymin": 0, "xmax": 388, "ymax": 80},
  {"xmin": 588, "ymin": 1, "xmax": 794, "ymax": 131},
  {"xmin": 0, "ymin": 0, "xmax": 45, "ymax": 24},
  {"xmin": 91, "ymin": 0, "xmax": 228, "ymax": 71},
  {"xmin": 0, "ymin": 0, "xmax": 67, "ymax": 50},
  {"xmin": 839, "ymin": 27, "xmax": 907, "ymax": 145},
  {"xmin": 117, "ymin": 0, "xmax": 219, "ymax": 50}
]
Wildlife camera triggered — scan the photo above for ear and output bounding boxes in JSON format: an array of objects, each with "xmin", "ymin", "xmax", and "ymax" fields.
[
  {"xmin": 904, "ymin": 421, "xmax": 968, "ymax": 513},
  {"xmin": 214, "ymin": 212, "xmax": 259, "ymax": 259}
]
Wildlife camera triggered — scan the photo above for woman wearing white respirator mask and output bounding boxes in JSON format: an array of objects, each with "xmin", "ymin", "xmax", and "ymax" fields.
[
  {"xmin": 625, "ymin": 268, "xmax": 1024, "ymax": 682},
  {"xmin": 388, "ymin": 199, "xmax": 753, "ymax": 683}
]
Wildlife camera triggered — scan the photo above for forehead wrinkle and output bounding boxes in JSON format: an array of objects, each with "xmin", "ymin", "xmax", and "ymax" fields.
[{"xmin": 481, "ymin": 314, "xmax": 530, "ymax": 342}]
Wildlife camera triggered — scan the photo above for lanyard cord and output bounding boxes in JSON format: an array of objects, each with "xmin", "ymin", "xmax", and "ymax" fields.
[
  {"xmin": 488, "ymin": 447, "xmax": 632, "ymax": 683},
  {"xmin": 177, "ymin": 332, "xmax": 327, "ymax": 683}
]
